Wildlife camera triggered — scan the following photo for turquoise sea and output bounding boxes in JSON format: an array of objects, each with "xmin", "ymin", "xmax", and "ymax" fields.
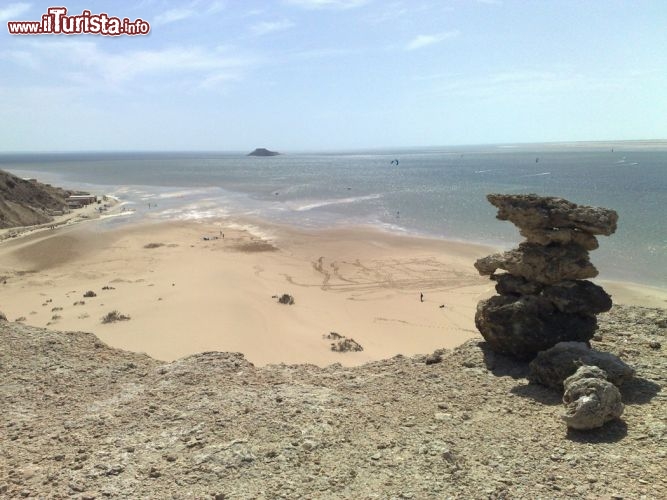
[{"xmin": 2, "ymin": 143, "xmax": 666, "ymax": 288}]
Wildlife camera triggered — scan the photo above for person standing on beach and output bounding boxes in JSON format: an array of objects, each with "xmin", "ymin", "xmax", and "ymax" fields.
[{"xmin": 420, "ymin": 292, "xmax": 424, "ymax": 302}]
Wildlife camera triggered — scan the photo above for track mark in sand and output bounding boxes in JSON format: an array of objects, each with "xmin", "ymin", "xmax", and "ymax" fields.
[
  {"xmin": 283, "ymin": 257, "xmax": 483, "ymax": 295},
  {"xmin": 282, "ymin": 274, "xmax": 297, "ymax": 285},
  {"xmin": 330, "ymin": 261, "xmax": 356, "ymax": 284},
  {"xmin": 374, "ymin": 317, "xmax": 411, "ymax": 325},
  {"xmin": 374, "ymin": 316, "xmax": 445, "ymax": 329},
  {"xmin": 312, "ymin": 256, "xmax": 331, "ymax": 290}
]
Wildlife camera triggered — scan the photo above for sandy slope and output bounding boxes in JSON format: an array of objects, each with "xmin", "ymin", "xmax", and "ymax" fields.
[
  {"xmin": 0, "ymin": 219, "xmax": 494, "ymax": 365},
  {"xmin": 0, "ymin": 217, "xmax": 665, "ymax": 366}
]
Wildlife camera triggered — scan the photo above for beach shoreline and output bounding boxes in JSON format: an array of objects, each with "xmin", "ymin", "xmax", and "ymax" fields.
[{"xmin": 1, "ymin": 212, "xmax": 665, "ymax": 367}]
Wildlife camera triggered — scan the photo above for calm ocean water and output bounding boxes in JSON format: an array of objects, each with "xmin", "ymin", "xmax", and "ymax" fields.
[{"xmin": 1, "ymin": 144, "xmax": 665, "ymax": 288}]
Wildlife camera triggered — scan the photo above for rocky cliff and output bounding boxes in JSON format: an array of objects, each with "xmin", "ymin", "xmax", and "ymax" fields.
[
  {"xmin": 0, "ymin": 170, "xmax": 70, "ymax": 229},
  {"xmin": 1, "ymin": 304, "xmax": 665, "ymax": 498}
]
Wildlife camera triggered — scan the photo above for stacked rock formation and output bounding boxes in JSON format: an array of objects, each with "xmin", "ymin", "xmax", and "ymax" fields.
[{"xmin": 474, "ymin": 194, "xmax": 618, "ymax": 360}]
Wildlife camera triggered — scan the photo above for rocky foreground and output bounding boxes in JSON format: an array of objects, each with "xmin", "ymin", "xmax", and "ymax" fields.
[{"xmin": 1, "ymin": 305, "xmax": 666, "ymax": 499}]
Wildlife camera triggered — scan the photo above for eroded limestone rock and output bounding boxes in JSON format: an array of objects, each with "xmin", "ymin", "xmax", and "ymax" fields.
[
  {"xmin": 475, "ymin": 296, "xmax": 597, "ymax": 359},
  {"xmin": 487, "ymin": 194, "xmax": 618, "ymax": 235},
  {"xmin": 492, "ymin": 273, "xmax": 544, "ymax": 296},
  {"xmin": 529, "ymin": 341, "xmax": 635, "ymax": 389},
  {"xmin": 562, "ymin": 365, "xmax": 624, "ymax": 430},
  {"xmin": 475, "ymin": 243, "xmax": 598, "ymax": 284},
  {"xmin": 519, "ymin": 227, "xmax": 599, "ymax": 251},
  {"xmin": 541, "ymin": 281, "xmax": 612, "ymax": 315}
]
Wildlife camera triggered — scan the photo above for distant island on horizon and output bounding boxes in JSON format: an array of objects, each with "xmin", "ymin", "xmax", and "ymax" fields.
[{"xmin": 248, "ymin": 148, "xmax": 280, "ymax": 157}]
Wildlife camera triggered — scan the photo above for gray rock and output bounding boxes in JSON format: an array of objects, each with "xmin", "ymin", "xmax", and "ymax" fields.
[
  {"xmin": 492, "ymin": 274, "xmax": 544, "ymax": 296},
  {"xmin": 475, "ymin": 295, "xmax": 597, "ymax": 359},
  {"xmin": 492, "ymin": 277, "xmax": 611, "ymax": 315},
  {"xmin": 0, "ymin": 311, "xmax": 6, "ymax": 322},
  {"xmin": 425, "ymin": 352, "xmax": 442, "ymax": 365},
  {"xmin": 562, "ymin": 366, "xmax": 624, "ymax": 430},
  {"xmin": 475, "ymin": 243, "xmax": 598, "ymax": 284},
  {"xmin": 487, "ymin": 194, "xmax": 618, "ymax": 236},
  {"xmin": 529, "ymin": 342, "xmax": 635, "ymax": 389},
  {"xmin": 541, "ymin": 281, "xmax": 612, "ymax": 315},
  {"xmin": 519, "ymin": 227, "xmax": 600, "ymax": 250}
]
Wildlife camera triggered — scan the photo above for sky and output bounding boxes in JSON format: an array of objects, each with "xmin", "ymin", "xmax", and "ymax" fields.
[{"xmin": 0, "ymin": 0, "xmax": 666, "ymax": 152}]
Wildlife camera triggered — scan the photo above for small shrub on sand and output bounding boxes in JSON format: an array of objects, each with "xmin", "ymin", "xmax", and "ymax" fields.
[
  {"xmin": 144, "ymin": 242, "xmax": 164, "ymax": 249},
  {"xmin": 51, "ymin": 307, "xmax": 63, "ymax": 312},
  {"xmin": 331, "ymin": 337, "xmax": 363, "ymax": 353},
  {"xmin": 325, "ymin": 332, "xmax": 363, "ymax": 352},
  {"xmin": 277, "ymin": 294, "xmax": 295, "ymax": 305},
  {"xmin": 102, "ymin": 285, "xmax": 115, "ymax": 290},
  {"xmin": 16, "ymin": 316, "xmax": 27, "ymax": 323},
  {"xmin": 51, "ymin": 315, "xmax": 61, "ymax": 321},
  {"xmin": 73, "ymin": 301, "xmax": 85, "ymax": 306},
  {"xmin": 83, "ymin": 290, "xmax": 97, "ymax": 298},
  {"xmin": 102, "ymin": 310, "xmax": 131, "ymax": 324}
]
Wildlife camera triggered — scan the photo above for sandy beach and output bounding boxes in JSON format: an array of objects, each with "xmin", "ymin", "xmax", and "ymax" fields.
[{"xmin": 1, "ymin": 216, "xmax": 665, "ymax": 366}]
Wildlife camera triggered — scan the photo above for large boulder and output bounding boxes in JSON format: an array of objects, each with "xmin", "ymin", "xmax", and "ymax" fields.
[
  {"xmin": 487, "ymin": 194, "xmax": 618, "ymax": 235},
  {"xmin": 474, "ymin": 243, "xmax": 598, "ymax": 284},
  {"xmin": 528, "ymin": 341, "xmax": 635, "ymax": 389},
  {"xmin": 541, "ymin": 280, "xmax": 612, "ymax": 315},
  {"xmin": 475, "ymin": 296, "xmax": 597, "ymax": 359},
  {"xmin": 492, "ymin": 276, "xmax": 612, "ymax": 315},
  {"xmin": 562, "ymin": 366, "xmax": 624, "ymax": 430},
  {"xmin": 492, "ymin": 273, "xmax": 544, "ymax": 296}
]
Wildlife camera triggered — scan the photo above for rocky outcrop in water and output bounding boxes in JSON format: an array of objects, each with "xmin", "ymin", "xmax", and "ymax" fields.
[
  {"xmin": 562, "ymin": 365, "xmax": 625, "ymax": 430},
  {"xmin": 248, "ymin": 148, "xmax": 280, "ymax": 157},
  {"xmin": 474, "ymin": 194, "xmax": 617, "ymax": 359}
]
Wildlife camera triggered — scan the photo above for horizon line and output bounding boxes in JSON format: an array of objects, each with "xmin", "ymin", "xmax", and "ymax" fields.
[{"xmin": 1, "ymin": 138, "xmax": 666, "ymax": 155}]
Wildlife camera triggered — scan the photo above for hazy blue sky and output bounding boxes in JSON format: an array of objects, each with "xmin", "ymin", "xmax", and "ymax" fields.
[{"xmin": 1, "ymin": 0, "xmax": 666, "ymax": 151}]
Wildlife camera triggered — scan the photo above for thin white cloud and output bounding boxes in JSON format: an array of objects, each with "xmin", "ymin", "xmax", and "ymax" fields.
[
  {"xmin": 285, "ymin": 0, "xmax": 369, "ymax": 10},
  {"xmin": 11, "ymin": 40, "xmax": 254, "ymax": 90},
  {"xmin": 367, "ymin": 2, "xmax": 409, "ymax": 24},
  {"xmin": 0, "ymin": 2, "xmax": 31, "ymax": 22},
  {"xmin": 0, "ymin": 49, "xmax": 39, "ymax": 69},
  {"xmin": 207, "ymin": 1, "xmax": 226, "ymax": 14},
  {"xmin": 422, "ymin": 70, "xmax": 634, "ymax": 100},
  {"xmin": 245, "ymin": 8, "xmax": 266, "ymax": 17},
  {"xmin": 287, "ymin": 47, "xmax": 356, "ymax": 60},
  {"xmin": 199, "ymin": 72, "xmax": 242, "ymax": 90},
  {"xmin": 250, "ymin": 19, "xmax": 295, "ymax": 36},
  {"xmin": 406, "ymin": 31, "xmax": 459, "ymax": 50},
  {"xmin": 154, "ymin": 8, "xmax": 196, "ymax": 25}
]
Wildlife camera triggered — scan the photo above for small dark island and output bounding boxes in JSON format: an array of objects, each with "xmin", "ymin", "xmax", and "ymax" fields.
[{"xmin": 248, "ymin": 148, "xmax": 280, "ymax": 157}]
